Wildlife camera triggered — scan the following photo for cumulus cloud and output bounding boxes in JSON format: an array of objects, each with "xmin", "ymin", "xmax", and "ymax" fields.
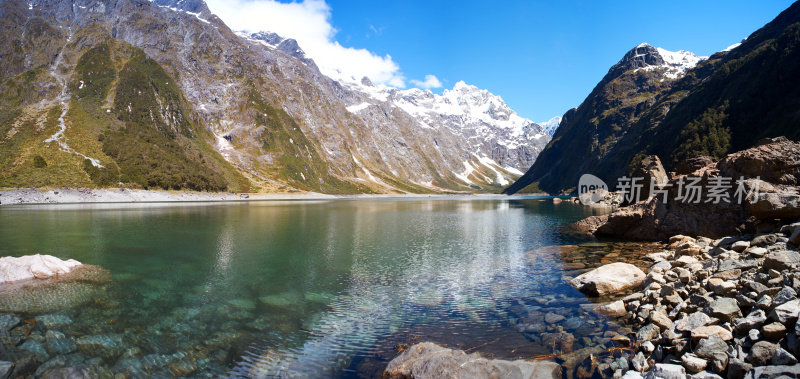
[
  {"xmin": 204, "ymin": 0, "xmax": 406, "ymax": 87},
  {"xmin": 410, "ymin": 74, "xmax": 442, "ymax": 89}
]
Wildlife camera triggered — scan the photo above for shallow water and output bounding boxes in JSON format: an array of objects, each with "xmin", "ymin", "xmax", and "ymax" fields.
[{"xmin": 0, "ymin": 198, "xmax": 654, "ymax": 377}]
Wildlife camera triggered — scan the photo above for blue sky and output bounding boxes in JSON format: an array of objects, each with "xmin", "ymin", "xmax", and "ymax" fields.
[{"xmin": 207, "ymin": 0, "xmax": 794, "ymax": 122}]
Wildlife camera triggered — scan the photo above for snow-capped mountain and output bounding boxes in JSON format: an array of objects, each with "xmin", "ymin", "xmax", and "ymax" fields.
[
  {"xmin": 539, "ymin": 116, "xmax": 562, "ymax": 137},
  {"xmin": 631, "ymin": 43, "xmax": 707, "ymax": 79},
  {"xmin": 337, "ymin": 79, "xmax": 550, "ymax": 188}
]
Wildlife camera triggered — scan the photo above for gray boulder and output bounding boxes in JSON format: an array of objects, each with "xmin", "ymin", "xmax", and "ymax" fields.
[{"xmin": 383, "ymin": 342, "xmax": 561, "ymax": 379}]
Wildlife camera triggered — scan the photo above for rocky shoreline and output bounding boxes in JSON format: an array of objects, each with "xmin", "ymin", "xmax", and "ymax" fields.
[{"xmin": 567, "ymin": 223, "xmax": 800, "ymax": 378}]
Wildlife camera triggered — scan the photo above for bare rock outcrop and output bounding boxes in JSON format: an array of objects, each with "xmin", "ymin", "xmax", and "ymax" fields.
[
  {"xmin": 571, "ymin": 137, "xmax": 800, "ymax": 241},
  {"xmin": 383, "ymin": 342, "xmax": 561, "ymax": 379}
]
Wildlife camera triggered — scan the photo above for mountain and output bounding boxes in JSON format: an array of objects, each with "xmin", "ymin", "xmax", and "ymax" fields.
[
  {"xmin": 539, "ymin": 116, "xmax": 562, "ymax": 137},
  {"xmin": 505, "ymin": 1, "xmax": 800, "ymax": 194},
  {"xmin": 337, "ymin": 79, "xmax": 549, "ymax": 188},
  {"xmin": 0, "ymin": 0, "xmax": 546, "ymax": 194}
]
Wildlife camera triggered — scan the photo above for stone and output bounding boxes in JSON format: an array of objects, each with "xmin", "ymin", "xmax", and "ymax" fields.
[
  {"xmin": 595, "ymin": 301, "xmax": 627, "ymax": 317},
  {"xmin": 75, "ymin": 334, "xmax": 123, "ymax": 359},
  {"xmin": 650, "ymin": 311, "xmax": 673, "ymax": 330},
  {"xmin": 792, "ymin": 228, "xmax": 800, "ymax": 245},
  {"xmin": 770, "ymin": 299, "xmax": 800, "ymax": 324},
  {"xmin": 44, "ymin": 330, "xmax": 76, "ymax": 355},
  {"xmin": 632, "ymin": 352, "xmax": 649, "ymax": 372},
  {"xmin": 707, "ymin": 278, "xmax": 736, "ymax": 295},
  {"xmin": 764, "ymin": 250, "xmax": 800, "ymax": 271},
  {"xmin": 0, "ymin": 314, "xmax": 20, "ymax": 331},
  {"xmin": 544, "ymin": 312, "xmax": 565, "ymax": 324},
  {"xmin": 636, "ymin": 324, "xmax": 660, "ymax": 343},
  {"xmin": 727, "ymin": 359, "xmax": 752, "ymax": 379},
  {"xmin": 622, "ymin": 371, "xmax": 644, "ymax": 379},
  {"xmin": 744, "ymin": 364, "xmax": 800, "ymax": 379},
  {"xmin": 756, "ymin": 295, "xmax": 773, "ymax": 311},
  {"xmin": 644, "ymin": 364, "xmax": 686, "ymax": 379},
  {"xmin": 731, "ymin": 241, "xmax": 750, "ymax": 252},
  {"xmin": 712, "ymin": 269, "xmax": 741, "ymax": 281},
  {"xmin": 773, "ymin": 287, "xmax": 797, "ymax": 306},
  {"xmin": 772, "ymin": 348, "xmax": 798, "ymax": 365},
  {"xmin": 682, "ymin": 353, "xmax": 707, "ymax": 373},
  {"xmin": 690, "ymin": 372, "xmax": 723, "ymax": 379},
  {"xmin": 745, "ymin": 247, "xmax": 768, "ymax": 257},
  {"xmin": 569, "ymin": 263, "xmax": 646, "ymax": 297},
  {"xmin": 34, "ymin": 314, "xmax": 72, "ymax": 329},
  {"xmin": 19, "ymin": 339, "xmax": 48, "ymax": 360},
  {"xmin": 763, "ymin": 322, "xmax": 788, "ymax": 340},
  {"xmin": 747, "ymin": 341, "xmax": 778, "ymax": 366},
  {"xmin": 0, "ymin": 255, "xmax": 82, "ymax": 283},
  {"xmin": 691, "ymin": 326, "xmax": 733, "ymax": 341},
  {"xmin": 751, "ymin": 234, "xmax": 779, "ymax": 247},
  {"xmin": 706, "ymin": 297, "xmax": 742, "ymax": 322},
  {"xmin": 695, "ymin": 335, "xmax": 727, "ymax": 357},
  {"xmin": 383, "ymin": 342, "xmax": 561, "ymax": 379},
  {"xmin": 0, "ymin": 361, "xmax": 12, "ymax": 379},
  {"xmin": 675, "ymin": 312, "xmax": 716, "ymax": 332}
]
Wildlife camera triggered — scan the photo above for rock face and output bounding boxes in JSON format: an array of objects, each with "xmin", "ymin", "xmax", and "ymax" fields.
[
  {"xmin": 569, "ymin": 263, "xmax": 646, "ymax": 297},
  {"xmin": 571, "ymin": 138, "xmax": 800, "ymax": 241},
  {"xmin": 506, "ymin": 0, "xmax": 800, "ymax": 195},
  {"xmin": 0, "ymin": 255, "xmax": 82, "ymax": 283},
  {"xmin": 383, "ymin": 342, "xmax": 561, "ymax": 379}
]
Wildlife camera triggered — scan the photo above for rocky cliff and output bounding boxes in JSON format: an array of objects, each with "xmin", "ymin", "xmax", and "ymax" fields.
[{"xmin": 506, "ymin": 1, "xmax": 800, "ymax": 195}]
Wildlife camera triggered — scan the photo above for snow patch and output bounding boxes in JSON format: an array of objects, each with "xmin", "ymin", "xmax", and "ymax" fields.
[{"xmin": 346, "ymin": 102, "xmax": 371, "ymax": 114}]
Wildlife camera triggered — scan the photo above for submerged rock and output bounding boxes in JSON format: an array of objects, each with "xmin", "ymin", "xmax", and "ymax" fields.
[
  {"xmin": 0, "ymin": 265, "xmax": 110, "ymax": 313},
  {"xmin": 569, "ymin": 262, "xmax": 646, "ymax": 297},
  {"xmin": 383, "ymin": 342, "xmax": 561, "ymax": 379}
]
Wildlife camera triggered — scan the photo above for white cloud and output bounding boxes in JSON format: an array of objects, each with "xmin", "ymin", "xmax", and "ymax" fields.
[
  {"xmin": 204, "ymin": 0, "xmax": 406, "ymax": 87},
  {"xmin": 410, "ymin": 74, "xmax": 442, "ymax": 89}
]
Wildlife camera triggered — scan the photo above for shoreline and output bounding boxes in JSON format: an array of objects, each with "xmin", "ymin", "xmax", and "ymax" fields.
[{"xmin": 0, "ymin": 188, "xmax": 551, "ymax": 206}]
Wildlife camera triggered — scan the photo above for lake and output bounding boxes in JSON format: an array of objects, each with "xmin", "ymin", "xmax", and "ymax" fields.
[{"xmin": 0, "ymin": 197, "xmax": 649, "ymax": 377}]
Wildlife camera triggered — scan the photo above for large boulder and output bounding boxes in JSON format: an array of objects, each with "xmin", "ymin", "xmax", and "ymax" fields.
[
  {"xmin": 569, "ymin": 262, "xmax": 646, "ymax": 297},
  {"xmin": 383, "ymin": 342, "xmax": 561, "ymax": 379},
  {"xmin": 0, "ymin": 255, "xmax": 82, "ymax": 283},
  {"xmin": 570, "ymin": 137, "xmax": 800, "ymax": 241}
]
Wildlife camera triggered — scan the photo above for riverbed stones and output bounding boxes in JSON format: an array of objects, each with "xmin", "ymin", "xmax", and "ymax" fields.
[
  {"xmin": 383, "ymin": 342, "xmax": 561, "ymax": 379},
  {"xmin": 569, "ymin": 262, "xmax": 646, "ymax": 297}
]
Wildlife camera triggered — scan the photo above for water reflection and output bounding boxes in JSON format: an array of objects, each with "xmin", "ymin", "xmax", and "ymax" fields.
[{"xmin": 0, "ymin": 199, "xmax": 607, "ymax": 377}]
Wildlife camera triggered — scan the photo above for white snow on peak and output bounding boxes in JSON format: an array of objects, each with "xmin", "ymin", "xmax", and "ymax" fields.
[
  {"xmin": 723, "ymin": 42, "xmax": 742, "ymax": 52},
  {"xmin": 634, "ymin": 46, "xmax": 708, "ymax": 80},
  {"xmin": 538, "ymin": 116, "xmax": 562, "ymax": 137}
]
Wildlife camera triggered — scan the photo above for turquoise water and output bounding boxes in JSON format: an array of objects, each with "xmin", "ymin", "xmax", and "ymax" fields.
[{"xmin": 0, "ymin": 198, "xmax": 623, "ymax": 377}]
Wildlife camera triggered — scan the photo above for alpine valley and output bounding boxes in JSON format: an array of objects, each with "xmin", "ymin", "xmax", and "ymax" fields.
[{"xmin": 0, "ymin": 0, "xmax": 551, "ymax": 194}]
